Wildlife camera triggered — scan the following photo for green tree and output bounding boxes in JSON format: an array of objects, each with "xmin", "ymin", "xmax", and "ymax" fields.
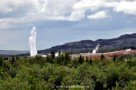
[
  {"xmin": 0, "ymin": 56, "xmax": 3, "ymax": 67},
  {"xmin": 78, "ymin": 55, "xmax": 83, "ymax": 64},
  {"xmin": 113, "ymin": 55, "xmax": 117, "ymax": 62},
  {"xmin": 51, "ymin": 51, "xmax": 55, "ymax": 58},
  {"xmin": 100, "ymin": 53, "xmax": 105, "ymax": 61}
]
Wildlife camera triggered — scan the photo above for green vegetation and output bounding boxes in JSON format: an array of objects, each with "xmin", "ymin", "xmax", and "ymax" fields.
[{"xmin": 0, "ymin": 54, "xmax": 136, "ymax": 90}]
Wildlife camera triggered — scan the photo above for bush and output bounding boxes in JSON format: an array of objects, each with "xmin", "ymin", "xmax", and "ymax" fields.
[
  {"xmin": 0, "ymin": 54, "xmax": 136, "ymax": 89},
  {"xmin": 0, "ymin": 56, "xmax": 3, "ymax": 66}
]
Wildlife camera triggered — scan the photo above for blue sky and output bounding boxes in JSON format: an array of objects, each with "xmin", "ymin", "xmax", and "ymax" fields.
[{"xmin": 0, "ymin": 0, "xmax": 136, "ymax": 50}]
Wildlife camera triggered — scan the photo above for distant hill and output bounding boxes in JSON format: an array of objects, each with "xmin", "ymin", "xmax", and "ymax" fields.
[
  {"xmin": 0, "ymin": 50, "xmax": 28, "ymax": 55},
  {"xmin": 39, "ymin": 33, "xmax": 136, "ymax": 54},
  {"xmin": 1, "ymin": 33, "xmax": 136, "ymax": 56}
]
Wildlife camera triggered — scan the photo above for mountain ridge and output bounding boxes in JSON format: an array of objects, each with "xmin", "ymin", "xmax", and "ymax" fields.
[
  {"xmin": 39, "ymin": 33, "xmax": 136, "ymax": 54},
  {"xmin": 1, "ymin": 33, "xmax": 136, "ymax": 55},
  {"xmin": 0, "ymin": 50, "xmax": 28, "ymax": 55}
]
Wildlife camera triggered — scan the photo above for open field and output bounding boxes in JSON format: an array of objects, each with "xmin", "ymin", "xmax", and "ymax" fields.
[{"xmin": 71, "ymin": 50, "xmax": 136, "ymax": 61}]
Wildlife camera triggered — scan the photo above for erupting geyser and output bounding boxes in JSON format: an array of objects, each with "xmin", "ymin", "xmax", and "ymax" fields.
[
  {"xmin": 92, "ymin": 44, "xmax": 100, "ymax": 54},
  {"xmin": 29, "ymin": 26, "xmax": 38, "ymax": 56},
  {"xmin": 55, "ymin": 52, "xmax": 59, "ymax": 57},
  {"xmin": 125, "ymin": 49, "xmax": 131, "ymax": 51}
]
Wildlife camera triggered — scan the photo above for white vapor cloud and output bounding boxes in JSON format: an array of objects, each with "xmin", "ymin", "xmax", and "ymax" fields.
[
  {"xmin": 87, "ymin": 11, "xmax": 109, "ymax": 20},
  {"xmin": 0, "ymin": 0, "xmax": 136, "ymax": 25},
  {"xmin": 40, "ymin": 0, "xmax": 78, "ymax": 21},
  {"xmin": 114, "ymin": 1, "xmax": 136, "ymax": 15},
  {"xmin": 69, "ymin": 10, "xmax": 85, "ymax": 21},
  {"xmin": 73, "ymin": 0, "xmax": 104, "ymax": 11},
  {"xmin": 0, "ymin": 0, "xmax": 40, "ymax": 16},
  {"xmin": 40, "ymin": 0, "xmax": 77, "ymax": 16}
]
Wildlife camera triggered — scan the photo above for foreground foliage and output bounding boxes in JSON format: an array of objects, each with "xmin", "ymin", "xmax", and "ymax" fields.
[{"xmin": 0, "ymin": 54, "xmax": 136, "ymax": 90}]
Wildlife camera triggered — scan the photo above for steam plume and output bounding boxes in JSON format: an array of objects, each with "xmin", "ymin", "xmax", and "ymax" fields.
[
  {"xmin": 29, "ymin": 26, "xmax": 38, "ymax": 56},
  {"xmin": 92, "ymin": 44, "xmax": 100, "ymax": 54}
]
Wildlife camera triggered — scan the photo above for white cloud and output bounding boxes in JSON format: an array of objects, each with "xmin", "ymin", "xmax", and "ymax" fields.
[
  {"xmin": 72, "ymin": 0, "xmax": 136, "ymax": 20},
  {"xmin": 114, "ymin": 1, "xmax": 136, "ymax": 15},
  {"xmin": 0, "ymin": 0, "xmax": 40, "ymax": 15},
  {"xmin": 40, "ymin": 0, "xmax": 78, "ymax": 16},
  {"xmin": 0, "ymin": 0, "xmax": 136, "ymax": 24},
  {"xmin": 69, "ymin": 10, "xmax": 85, "ymax": 21},
  {"xmin": 68, "ymin": 0, "xmax": 106, "ymax": 21},
  {"xmin": 73, "ymin": 0, "xmax": 104, "ymax": 11},
  {"xmin": 87, "ymin": 11, "xmax": 109, "ymax": 20}
]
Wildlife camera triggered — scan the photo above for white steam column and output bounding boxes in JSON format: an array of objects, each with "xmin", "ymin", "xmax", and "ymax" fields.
[
  {"xmin": 92, "ymin": 44, "xmax": 100, "ymax": 54},
  {"xmin": 29, "ymin": 26, "xmax": 38, "ymax": 56}
]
